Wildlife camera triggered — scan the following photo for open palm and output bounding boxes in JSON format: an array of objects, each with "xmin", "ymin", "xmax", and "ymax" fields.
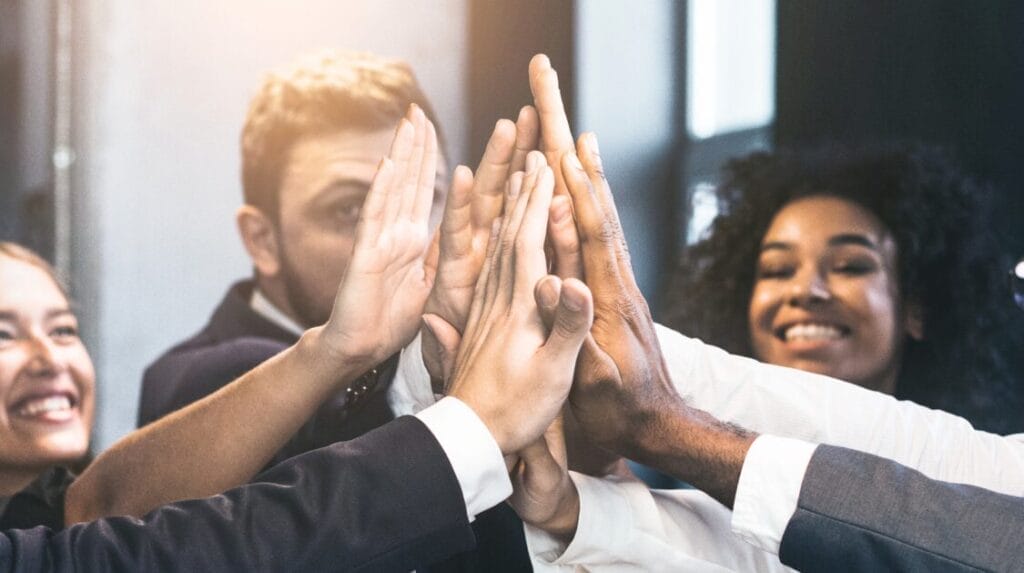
[{"xmin": 322, "ymin": 105, "xmax": 440, "ymax": 368}]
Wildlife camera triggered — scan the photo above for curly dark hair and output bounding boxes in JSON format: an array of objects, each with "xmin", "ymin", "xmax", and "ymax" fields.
[{"xmin": 663, "ymin": 143, "xmax": 1024, "ymax": 433}]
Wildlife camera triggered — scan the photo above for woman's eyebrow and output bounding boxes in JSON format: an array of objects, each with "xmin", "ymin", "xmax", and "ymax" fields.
[
  {"xmin": 759, "ymin": 241, "xmax": 793, "ymax": 253},
  {"xmin": 828, "ymin": 233, "xmax": 879, "ymax": 250},
  {"xmin": 46, "ymin": 308, "xmax": 75, "ymax": 319}
]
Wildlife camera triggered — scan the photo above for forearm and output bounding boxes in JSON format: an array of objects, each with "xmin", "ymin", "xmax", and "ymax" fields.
[
  {"xmin": 627, "ymin": 398, "xmax": 756, "ymax": 508},
  {"xmin": 656, "ymin": 324, "xmax": 1024, "ymax": 494},
  {"xmin": 66, "ymin": 327, "xmax": 368, "ymax": 524},
  {"xmin": 20, "ymin": 417, "xmax": 475, "ymax": 572}
]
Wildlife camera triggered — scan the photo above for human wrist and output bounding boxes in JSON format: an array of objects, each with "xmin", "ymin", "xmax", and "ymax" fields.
[
  {"xmin": 630, "ymin": 399, "xmax": 757, "ymax": 507},
  {"xmin": 298, "ymin": 326, "xmax": 377, "ymax": 386},
  {"xmin": 451, "ymin": 391, "xmax": 516, "ymax": 454},
  {"xmin": 535, "ymin": 479, "xmax": 580, "ymax": 542}
]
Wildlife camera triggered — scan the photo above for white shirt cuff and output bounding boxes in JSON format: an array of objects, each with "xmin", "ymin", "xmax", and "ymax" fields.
[
  {"xmin": 731, "ymin": 435, "xmax": 818, "ymax": 555},
  {"xmin": 527, "ymin": 471, "xmax": 653, "ymax": 565},
  {"xmin": 416, "ymin": 397, "xmax": 513, "ymax": 520},
  {"xmin": 389, "ymin": 332, "xmax": 440, "ymax": 417}
]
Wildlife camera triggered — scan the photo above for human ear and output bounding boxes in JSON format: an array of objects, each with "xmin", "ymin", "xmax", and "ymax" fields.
[{"xmin": 236, "ymin": 205, "xmax": 282, "ymax": 277}]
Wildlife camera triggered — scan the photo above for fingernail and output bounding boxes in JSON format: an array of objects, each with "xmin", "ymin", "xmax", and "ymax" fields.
[
  {"xmin": 561, "ymin": 285, "xmax": 583, "ymax": 311},
  {"xmin": 526, "ymin": 153, "xmax": 540, "ymax": 173},
  {"xmin": 531, "ymin": 151, "xmax": 547, "ymax": 173},
  {"xmin": 537, "ymin": 279, "xmax": 559, "ymax": 308},
  {"xmin": 587, "ymin": 133, "xmax": 600, "ymax": 154},
  {"xmin": 567, "ymin": 153, "xmax": 583, "ymax": 171}
]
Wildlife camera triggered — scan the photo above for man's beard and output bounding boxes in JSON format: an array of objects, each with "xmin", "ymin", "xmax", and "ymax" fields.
[{"xmin": 277, "ymin": 243, "xmax": 333, "ymax": 328}]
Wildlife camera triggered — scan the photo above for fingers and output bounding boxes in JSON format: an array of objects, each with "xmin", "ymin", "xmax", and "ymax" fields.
[
  {"xmin": 528, "ymin": 55, "xmax": 574, "ymax": 161},
  {"xmin": 396, "ymin": 106, "xmax": 429, "ymax": 220},
  {"xmin": 494, "ymin": 164, "xmax": 538, "ymax": 307},
  {"xmin": 423, "ymin": 229, "xmax": 440, "ymax": 284},
  {"xmin": 510, "ymin": 105, "xmax": 540, "ymax": 173},
  {"xmin": 548, "ymin": 195, "xmax": 582, "ymax": 279},
  {"xmin": 486, "ymin": 172, "xmax": 524, "ymax": 310},
  {"xmin": 411, "ymin": 118, "xmax": 439, "ymax": 223},
  {"xmin": 540, "ymin": 277, "xmax": 593, "ymax": 358},
  {"xmin": 470, "ymin": 119, "xmax": 517, "ymax": 229},
  {"xmin": 421, "ymin": 313, "xmax": 462, "ymax": 383},
  {"xmin": 560, "ymin": 150, "xmax": 622, "ymax": 289},
  {"xmin": 438, "ymin": 165, "xmax": 476, "ymax": 262},
  {"xmin": 384, "ymin": 111, "xmax": 419, "ymax": 224},
  {"xmin": 353, "ymin": 157, "xmax": 395, "ymax": 246},
  {"xmin": 461, "ymin": 218, "xmax": 503, "ymax": 348},
  {"xmin": 513, "ymin": 165, "xmax": 555, "ymax": 301},
  {"xmin": 534, "ymin": 274, "xmax": 563, "ymax": 331},
  {"xmin": 576, "ymin": 133, "xmax": 634, "ymax": 279}
]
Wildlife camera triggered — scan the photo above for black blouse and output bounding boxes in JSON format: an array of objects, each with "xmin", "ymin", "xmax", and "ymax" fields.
[{"xmin": 0, "ymin": 466, "xmax": 75, "ymax": 530}]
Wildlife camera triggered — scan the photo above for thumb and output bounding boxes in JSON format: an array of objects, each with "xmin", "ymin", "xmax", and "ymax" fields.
[
  {"xmin": 540, "ymin": 277, "xmax": 593, "ymax": 356},
  {"xmin": 534, "ymin": 275, "xmax": 563, "ymax": 331},
  {"xmin": 423, "ymin": 230, "xmax": 441, "ymax": 283},
  {"xmin": 421, "ymin": 313, "xmax": 461, "ymax": 383}
]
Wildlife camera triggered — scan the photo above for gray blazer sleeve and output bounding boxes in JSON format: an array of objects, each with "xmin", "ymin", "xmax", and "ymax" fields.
[
  {"xmin": 779, "ymin": 444, "xmax": 1024, "ymax": 573},
  {"xmin": 0, "ymin": 416, "xmax": 476, "ymax": 573}
]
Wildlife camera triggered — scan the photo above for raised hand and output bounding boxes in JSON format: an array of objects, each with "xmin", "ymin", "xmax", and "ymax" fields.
[
  {"xmin": 320, "ymin": 104, "xmax": 440, "ymax": 372},
  {"xmin": 528, "ymin": 54, "xmax": 575, "ymax": 198},
  {"xmin": 421, "ymin": 107, "xmax": 541, "ymax": 383},
  {"xmin": 445, "ymin": 158, "xmax": 593, "ymax": 455},
  {"xmin": 558, "ymin": 133, "xmax": 680, "ymax": 454}
]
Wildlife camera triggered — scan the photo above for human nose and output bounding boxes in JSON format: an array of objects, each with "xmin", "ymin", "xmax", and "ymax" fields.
[
  {"xmin": 786, "ymin": 267, "xmax": 831, "ymax": 306},
  {"xmin": 24, "ymin": 332, "xmax": 62, "ymax": 376}
]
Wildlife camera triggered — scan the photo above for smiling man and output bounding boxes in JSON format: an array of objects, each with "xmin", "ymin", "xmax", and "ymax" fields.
[{"xmin": 137, "ymin": 51, "xmax": 448, "ymax": 456}]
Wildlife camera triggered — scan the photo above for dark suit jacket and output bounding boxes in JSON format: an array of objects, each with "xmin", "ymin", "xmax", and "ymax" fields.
[
  {"xmin": 0, "ymin": 417, "xmax": 476, "ymax": 572},
  {"xmin": 138, "ymin": 280, "xmax": 398, "ymax": 464},
  {"xmin": 137, "ymin": 280, "xmax": 531, "ymax": 572},
  {"xmin": 779, "ymin": 444, "xmax": 1024, "ymax": 573}
]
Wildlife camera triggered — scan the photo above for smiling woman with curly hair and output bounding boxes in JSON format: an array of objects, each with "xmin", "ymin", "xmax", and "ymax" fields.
[{"xmin": 663, "ymin": 144, "xmax": 1024, "ymax": 433}]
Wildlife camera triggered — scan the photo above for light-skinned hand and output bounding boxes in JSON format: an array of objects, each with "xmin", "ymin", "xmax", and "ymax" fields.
[
  {"xmin": 318, "ymin": 104, "xmax": 440, "ymax": 374},
  {"xmin": 444, "ymin": 158, "xmax": 593, "ymax": 455},
  {"xmin": 421, "ymin": 107, "xmax": 541, "ymax": 385}
]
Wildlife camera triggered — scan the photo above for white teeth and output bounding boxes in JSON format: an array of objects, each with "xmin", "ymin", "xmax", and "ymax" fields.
[
  {"xmin": 16, "ymin": 395, "xmax": 72, "ymax": 417},
  {"xmin": 784, "ymin": 323, "xmax": 843, "ymax": 342}
]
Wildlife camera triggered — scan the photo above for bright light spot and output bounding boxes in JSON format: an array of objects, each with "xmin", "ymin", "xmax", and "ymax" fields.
[{"xmin": 687, "ymin": 181, "xmax": 720, "ymax": 244}]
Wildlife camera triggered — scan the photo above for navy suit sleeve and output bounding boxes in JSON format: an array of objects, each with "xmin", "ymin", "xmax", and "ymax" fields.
[
  {"xmin": 779, "ymin": 444, "xmax": 1024, "ymax": 573},
  {"xmin": 0, "ymin": 416, "xmax": 475, "ymax": 573},
  {"xmin": 138, "ymin": 337, "xmax": 286, "ymax": 427}
]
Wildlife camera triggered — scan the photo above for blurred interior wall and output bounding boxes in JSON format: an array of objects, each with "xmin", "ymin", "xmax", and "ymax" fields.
[{"xmin": 70, "ymin": 0, "xmax": 469, "ymax": 449}]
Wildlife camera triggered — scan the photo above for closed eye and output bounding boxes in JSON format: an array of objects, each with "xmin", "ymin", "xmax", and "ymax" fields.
[{"xmin": 756, "ymin": 265, "xmax": 795, "ymax": 280}]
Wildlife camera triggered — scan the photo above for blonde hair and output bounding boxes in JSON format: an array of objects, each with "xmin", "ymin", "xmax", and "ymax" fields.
[
  {"xmin": 240, "ymin": 50, "xmax": 443, "ymax": 218},
  {"xmin": 0, "ymin": 242, "xmax": 69, "ymax": 298}
]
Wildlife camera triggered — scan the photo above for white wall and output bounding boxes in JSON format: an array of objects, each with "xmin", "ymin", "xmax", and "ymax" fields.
[{"xmin": 71, "ymin": 0, "xmax": 468, "ymax": 450}]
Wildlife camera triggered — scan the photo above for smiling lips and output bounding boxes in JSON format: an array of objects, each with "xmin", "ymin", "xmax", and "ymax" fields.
[
  {"xmin": 11, "ymin": 392, "xmax": 79, "ymax": 423},
  {"xmin": 777, "ymin": 322, "xmax": 849, "ymax": 343}
]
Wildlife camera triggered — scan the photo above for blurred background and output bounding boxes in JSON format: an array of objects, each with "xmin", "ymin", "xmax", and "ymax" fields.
[{"xmin": 3, "ymin": 0, "xmax": 1023, "ymax": 449}]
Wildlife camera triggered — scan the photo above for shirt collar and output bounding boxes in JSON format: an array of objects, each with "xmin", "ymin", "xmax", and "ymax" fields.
[{"xmin": 250, "ymin": 289, "xmax": 306, "ymax": 337}]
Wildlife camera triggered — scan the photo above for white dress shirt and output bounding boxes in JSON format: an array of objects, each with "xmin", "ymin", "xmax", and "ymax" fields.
[
  {"xmin": 526, "ymin": 324, "xmax": 1024, "ymax": 570},
  {"xmin": 385, "ymin": 323, "xmax": 1024, "ymax": 571},
  {"xmin": 416, "ymin": 397, "xmax": 513, "ymax": 520}
]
